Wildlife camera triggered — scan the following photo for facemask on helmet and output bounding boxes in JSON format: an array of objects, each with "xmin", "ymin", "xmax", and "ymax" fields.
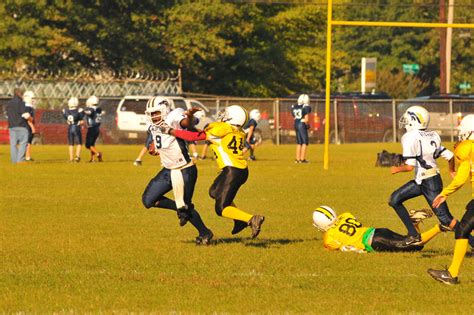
[
  {"xmin": 249, "ymin": 109, "xmax": 261, "ymax": 122},
  {"xmin": 399, "ymin": 105, "xmax": 430, "ymax": 131},
  {"xmin": 297, "ymin": 94, "xmax": 310, "ymax": 106},
  {"xmin": 458, "ymin": 114, "xmax": 474, "ymax": 141},
  {"xmin": 86, "ymin": 95, "xmax": 99, "ymax": 107},
  {"xmin": 312, "ymin": 206, "xmax": 338, "ymax": 232},
  {"xmin": 23, "ymin": 90, "xmax": 36, "ymax": 106},
  {"xmin": 68, "ymin": 97, "xmax": 79, "ymax": 109},
  {"xmin": 145, "ymin": 96, "xmax": 171, "ymax": 127},
  {"xmin": 218, "ymin": 105, "xmax": 248, "ymax": 127}
]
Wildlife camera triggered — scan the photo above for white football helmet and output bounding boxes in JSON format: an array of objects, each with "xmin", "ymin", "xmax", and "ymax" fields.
[
  {"xmin": 458, "ymin": 114, "xmax": 474, "ymax": 141},
  {"xmin": 312, "ymin": 206, "xmax": 338, "ymax": 232},
  {"xmin": 68, "ymin": 97, "xmax": 79, "ymax": 109},
  {"xmin": 249, "ymin": 109, "xmax": 261, "ymax": 122},
  {"xmin": 145, "ymin": 96, "xmax": 171, "ymax": 126},
  {"xmin": 86, "ymin": 95, "xmax": 99, "ymax": 107},
  {"xmin": 399, "ymin": 105, "xmax": 430, "ymax": 131},
  {"xmin": 297, "ymin": 94, "xmax": 310, "ymax": 106},
  {"xmin": 219, "ymin": 105, "xmax": 248, "ymax": 127},
  {"xmin": 23, "ymin": 90, "xmax": 36, "ymax": 105}
]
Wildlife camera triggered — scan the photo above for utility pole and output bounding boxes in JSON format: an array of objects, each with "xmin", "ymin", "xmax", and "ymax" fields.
[
  {"xmin": 440, "ymin": 0, "xmax": 447, "ymax": 94},
  {"xmin": 446, "ymin": 0, "xmax": 454, "ymax": 93}
]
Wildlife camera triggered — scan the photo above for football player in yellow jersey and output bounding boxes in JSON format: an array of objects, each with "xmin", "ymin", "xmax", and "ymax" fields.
[
  {"xmin": 161, "ymin": 105, "xmax": 265, "ymax": 238},
  {"xmin": 428, "ymin": 115, "xmax": 474, "ymax": 285},
  {"xmin": 313, "ymin": 206, "xmax": 424, "ymax": 253}
]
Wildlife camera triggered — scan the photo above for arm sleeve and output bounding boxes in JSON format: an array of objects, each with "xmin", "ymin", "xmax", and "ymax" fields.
[
  {"xmin": 439, "ymin": 147, "xmax": 454, "ymax": 161},
  {"xmin": 303, "ymin": 105, "xmax": 312, "ymax": 115},
  {"xmin": 173, "ymin": 129, "xmax": 207, "ymax": 141},
  {"xmin": 441, "ymin": 160, "xmax": 471, "ymax": 197},
  {"xmin": 402, "ymin": 134, "xmax": 417, "ymax": 166}
]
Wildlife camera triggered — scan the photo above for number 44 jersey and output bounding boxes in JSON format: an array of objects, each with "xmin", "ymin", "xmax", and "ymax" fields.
[
  {"xmin": 323, "ymin": 213, "xmax": 370, "ymax": 252},
  {"xmin": 205, "ymin": 121, "xmax": 247, "ymax": 169}
]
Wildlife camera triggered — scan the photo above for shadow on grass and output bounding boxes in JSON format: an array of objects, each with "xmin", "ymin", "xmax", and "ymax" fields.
[
  {"xmin": 183, "ymin": 237, "xmax": 319, "ymax": 248},
  {"xmin": 209, "ymin": 237, "xmax": 316, "ymax": 248},
  {"xmin": 419, "ymin": 248, "xmax": 458, "ymax": 258}
]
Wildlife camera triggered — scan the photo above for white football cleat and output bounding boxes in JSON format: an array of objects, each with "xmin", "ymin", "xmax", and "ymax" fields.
[{"xmin": 409, "ymin": 208, "xmax": 434, "ymax": 224}]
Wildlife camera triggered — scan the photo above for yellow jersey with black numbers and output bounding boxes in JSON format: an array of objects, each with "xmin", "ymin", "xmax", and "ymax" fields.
[
  {"xmin": 205, "ymin": 122, "xmax": 247, "ymax": 169},
  {"xmin": 323, "ymin": 212, "xmax": 370, "ymax": 252},
  {"xmin": 441, "ymin": 140, "xmax": 474, "ymax": 198}
]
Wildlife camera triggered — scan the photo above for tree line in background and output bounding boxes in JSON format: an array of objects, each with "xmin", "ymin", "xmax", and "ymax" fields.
[{"xmin": 0, "ymin": 0, "xmax": 472, "ymax": 98}]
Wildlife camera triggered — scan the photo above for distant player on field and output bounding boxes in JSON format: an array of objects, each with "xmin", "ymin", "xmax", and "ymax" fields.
[
  {"xmin": 23, "ymin": 90, "xmax": 36, "ymax": 162},
  {"xmin": 158, "ymin": 105, "xmax": 265, "ymax": 238},
  {"xmin": 312, "ymin": 206, "xmax": 427, "ymax": 253},
  {"xmin": 291, "ymin": 94, "xmax": 311, "ymax": 163},
  {"xmin": 83, "ymin": 95, "xmax": 103, "ymax": 162},
  {"xmin": 242, "ymin": 109, "xmax": 260, "ymax": 161},
  {"xmin": 389, "ymin": 105, "xmax": 458, "ymax": 248},
  {"xmin": 428, "ymin": 115, "xmax": 474, "ymax": 285},
  {"xmin": 141, "ymin": 96, "xmax": 213, "ymax": 245},
  {"xmin": 62, "ymin": 97, "xmax": 84, "ymax": 162}
]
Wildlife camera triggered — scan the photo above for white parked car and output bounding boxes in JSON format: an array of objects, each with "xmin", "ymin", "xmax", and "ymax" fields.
[{"xmin": 115, "ymin": 95, "xmax": 213, "ymax": 142}]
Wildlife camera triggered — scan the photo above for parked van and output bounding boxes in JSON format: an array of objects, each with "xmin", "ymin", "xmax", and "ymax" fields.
[{"xmin": 115, "ymin": 95, "xmax": 212, "ymax": 143}]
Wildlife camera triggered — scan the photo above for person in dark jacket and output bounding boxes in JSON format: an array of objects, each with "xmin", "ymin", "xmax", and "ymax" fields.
[{"xmin": 6, "ymin": 88, "xmax": 30, "ymax": 163}]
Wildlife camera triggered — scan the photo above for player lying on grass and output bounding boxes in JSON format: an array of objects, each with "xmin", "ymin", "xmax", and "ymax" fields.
[
  {"xmin": 312, "ymin": 206, "xmax": 435, "ymax": 253},
  {"xmin": 157, "ymin": 105, "xmax": 265, "ymax": 238}
]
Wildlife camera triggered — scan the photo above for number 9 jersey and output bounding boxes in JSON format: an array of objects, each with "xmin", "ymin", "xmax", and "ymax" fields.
[
  {"xmin": 205, "ymin": 121, "xmax": 247, "ymax": 169},
  {"xmin": 323, "ymin": 212, "xmax": 371, "ymax": 252}
]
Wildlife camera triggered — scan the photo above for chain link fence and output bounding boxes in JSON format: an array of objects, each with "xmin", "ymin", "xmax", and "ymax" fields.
[{"xmin": 1, "ymin": 92, "xmax": 474, "ymax": 145}]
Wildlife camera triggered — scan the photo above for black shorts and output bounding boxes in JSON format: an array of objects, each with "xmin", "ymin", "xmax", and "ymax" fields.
[
  {"xmin": 85, "ymin": 126, "xmax": 100, "ymax": 148},
  {"xmin": 27, "ymin": 127, "xmax": 34, "ymax": 144},
  {"xmin": 67, "ymin": 125, "xmax": 82, "ymax": 145},
  {"xmin": 371, "ymin": 228, "xmax": 423, "ymax": 252},
  {"xmin": 295, "ymin": 122, "xmax": 309, "ymax": 145},
  {"xmin": 209, "ymin": 166, "xmax": 249, "ymax": 213},
  {"xmin": 455, "ymin": 199, "xmax": 474, "ymax": 239}
]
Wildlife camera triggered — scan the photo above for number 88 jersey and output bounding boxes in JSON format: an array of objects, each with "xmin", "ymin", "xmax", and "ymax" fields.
[
  {"xmin": 323, "ymin": 212, "xmax": 370, "ymax": 252},
  {"xmin": 205, "ymin": 122, "xmax": 247, "ymax": 169}
]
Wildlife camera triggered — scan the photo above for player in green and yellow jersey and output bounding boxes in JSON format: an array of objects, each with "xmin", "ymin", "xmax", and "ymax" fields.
[
  {"xmin": 313, "ymin": 206, "xmax": 424, "ymax": 253},
  {"xmin": 428, "ymin": 115, "xmax": 474, "ymax": 285},
  {"xmin": 162, "ymin": 105, "xmax": 265, "ymax": 238}
]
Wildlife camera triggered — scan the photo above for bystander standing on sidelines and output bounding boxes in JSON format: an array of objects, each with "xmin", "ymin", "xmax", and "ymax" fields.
[{"xmin": 6, "ymin": 88, "xmax": 31, "ymax": 164}]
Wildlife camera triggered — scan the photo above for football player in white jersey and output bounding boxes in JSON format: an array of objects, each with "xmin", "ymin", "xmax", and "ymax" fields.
[
  {"xmin": 141, "ymin": 96, "xmax": 213, "ymax": 245},
  {"xmin": 389, "ymin": 105, "xmax": 457, "ymax": 247}
]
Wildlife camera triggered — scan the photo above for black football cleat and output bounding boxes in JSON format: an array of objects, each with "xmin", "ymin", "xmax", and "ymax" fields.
[
  {"xmin": 231, "ymin": 220, "xmax": 248, "ymax": 235},
  {"xmin": 439, "ymin": 223, "xmax": 455, "ymax": 232},
  {"xmin": 196, "ymin": 230, "xmax": 213, "ymax": 246},
  {"xmin": 248, "ymin": 215, "xmax": 265, "ymax": 239},
  {"xmin": 427, "ymin": 268, "xmax": 459, "ymax": 285},
  {"xmin": 397, "ymin": 234, "xmax": 423, "ymax": 248},
  {"xmin": 177, "ymin": 207, "xmax": 191, "ymax": 227}
]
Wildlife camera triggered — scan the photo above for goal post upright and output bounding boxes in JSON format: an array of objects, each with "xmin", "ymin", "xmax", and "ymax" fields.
[{"xmin": 323, "ymin": 3, "xmax": 474, "ymax": 170}]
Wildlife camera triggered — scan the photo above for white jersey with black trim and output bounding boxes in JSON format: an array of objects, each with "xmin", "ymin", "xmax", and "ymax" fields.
[
  {"xmin": 148, "ymin": 108, "xmax": 191, "ymax": 169},
  {"xmin": 401, "ymin": 129, "xmax": 454, "ymax": 184}
]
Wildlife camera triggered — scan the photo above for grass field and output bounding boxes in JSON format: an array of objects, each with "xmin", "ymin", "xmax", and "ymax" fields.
[{"xmin": 1, "ymin": 142, "xmax": 473, "ymax": 313}]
